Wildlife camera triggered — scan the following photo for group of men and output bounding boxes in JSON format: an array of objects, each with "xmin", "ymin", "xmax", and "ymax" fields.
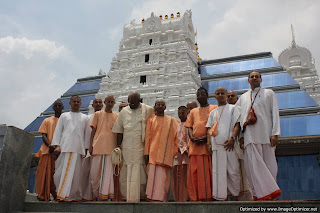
[{"xmin": 35, "ymin": 70, "xmax": 281, "ymax": 202}]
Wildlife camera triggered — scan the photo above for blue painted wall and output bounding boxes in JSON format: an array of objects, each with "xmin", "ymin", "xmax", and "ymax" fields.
[{"xmin": 277, "ymin": 155, "xmax": 320, "ymax": 200}]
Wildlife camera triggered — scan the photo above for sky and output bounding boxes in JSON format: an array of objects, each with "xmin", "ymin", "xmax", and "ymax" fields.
[{"xmin": 0, "ymin": 0, "xmax": 319, "ymax": 129}]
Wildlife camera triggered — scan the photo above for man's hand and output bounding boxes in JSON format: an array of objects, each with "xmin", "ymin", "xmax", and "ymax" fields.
[
  {"xmin": 224, "ymin": 138, "xmax": 235, "ymax": 151},
  {"xmin": 144, "ymin": 155, "xmax": 149, "ymax": 165},
  {"xmin": 48, "ymin": 145, "xmax": 55, "ymax": 154},
  {"xmin": 270, "ymin": 135, "xmax": 278, "ymax": 147},
  {"xmin": 239, "ymin": 137, "xmax": 244, "ymax": 150},
  {"xmin": 89, "ymin": 145, "xmax": 93, "ymax": 155},
  {"xmin": 52, "ymin": 146, "xmax": 61, "ymax": 160}
]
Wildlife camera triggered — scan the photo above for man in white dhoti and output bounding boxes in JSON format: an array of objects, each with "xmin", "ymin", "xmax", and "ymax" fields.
[
  {"xmin": 52, "ymin": 95, "xmax": 88, "ymax": 201},
  {"xmin": 237, "ymin": 71, "xmax": 281, "ymax": 200},
  {"xmin": 80, "ymin": 98, "xmax": 103, "ymax": 200},
  {"xmin": 227, "ymin": 91, "xmax": 253, "ymax": 201},
  {"xmin": 206, "ymin": 87, "xmax": 241, "ymax": 201},
  {"xmin": 112, "ymin": 92, "xmax": 154, "ymax": 202}
]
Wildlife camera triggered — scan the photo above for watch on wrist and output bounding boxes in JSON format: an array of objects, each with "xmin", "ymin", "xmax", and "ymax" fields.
[{"xmin": 231, "ymin": 136, "xmax": 236, "ymax": 140}]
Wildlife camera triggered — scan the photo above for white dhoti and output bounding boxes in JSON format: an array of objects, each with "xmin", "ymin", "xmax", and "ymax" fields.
[
  {"xmin": 54, "ymin": 152, "xmax": 82, "ymax": 200},
  {"xmin": 244, "ymin": 144, "xmax": 281, "ymax": 200},
  {"xmin": 90, "ymin": 155, "xmax": 114, "ymax": 200},
  {"xmin": 212, "ymin": 148, "xmax": 240, "ymax": 200},
  {"xmin": 235, "ymin": 141, "xmax": 253, "ymax": 201},
  {"xmin": 120, "ymin": 164, "xmax": 147, "ymax": 202},
  {"xmin": 79, "ymin": 153, "xmax": 92, "ymax": 200}
]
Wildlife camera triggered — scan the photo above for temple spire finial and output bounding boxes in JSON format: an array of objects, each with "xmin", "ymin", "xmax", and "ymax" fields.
[{"xmin": 291, "ymin": 24, "xmax": 296, "ymax": 47}]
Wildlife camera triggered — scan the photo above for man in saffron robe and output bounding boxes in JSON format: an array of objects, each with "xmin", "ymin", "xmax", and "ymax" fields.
[
  {"xmin": 184, "ymin": 87, "xmax": 217, "ymax": 201},
  {"xmin": 237, "ymin": 71, "xmax": 281, "ymax": 200},
  {"xmin": 144, "ymin": 99, "xmax": 179, "ymax": 202},
  {"xmin": 36, "ymin": 100, "xmax": 64, "ymax": 201},
  {"xmin": 172, "ymin": 106, "xmax": 189, "ymax": 202},
  {"xmin": 206, "ymin": 87, "xmax": 241, "ymax": 201},
  {"xmin": 52, "ymin": 95, "xmax": 88, "ymax": 201},
  {"xmin": 112, "ymin": 92, "xmax": 154, "ymax": 202},
  {"xmin": 80, "ymin": 98, "xmax": 103, "ymax": 200},
  {"xmin": 89, "ymin": 95, "xmax": 118, "ymax": 200}
]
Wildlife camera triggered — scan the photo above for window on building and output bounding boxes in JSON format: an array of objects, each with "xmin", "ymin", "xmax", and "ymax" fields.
[
  {"xmin": 140, "ymin": 75, "xmax": 146, "ymax": 84},
  {"xmin": 145, "ymin": 54, "xmax": 149, "ymax": 63},
  {"xmin": 149, "ymin": 39, "xmax": 152, "ymax": 45}
]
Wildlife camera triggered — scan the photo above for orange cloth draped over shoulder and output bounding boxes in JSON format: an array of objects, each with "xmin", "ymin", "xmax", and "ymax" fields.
[
  {"xmin": 36, "ymin": 116, "xmax": 59, "ymax": 157},
  {"xmin": 36, "ymin": 116, "xmax": 59, "ymax": 201},
  {"xmin": 184, "ymin": 105, "xmax": 217, "ymax": 156},
  {"xmin": 144, "ymin": 115, "xmax": 179, "ymax": 167}
]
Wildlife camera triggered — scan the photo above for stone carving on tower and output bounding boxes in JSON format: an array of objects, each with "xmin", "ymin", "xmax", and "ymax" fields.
[
  {"xmin": 278, "ymin": 25, "xmax": 320, "ymax": 105},
  {"xmin": 95, "ymin": 10, "xmax": 201, "ymax": 117}
]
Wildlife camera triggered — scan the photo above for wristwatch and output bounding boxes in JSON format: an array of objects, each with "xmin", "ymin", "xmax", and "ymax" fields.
[{"xmin": 230, "ymin": 136, "xmax": 236, "ymax": 140}]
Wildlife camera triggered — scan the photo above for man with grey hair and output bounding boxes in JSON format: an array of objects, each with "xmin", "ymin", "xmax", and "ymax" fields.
[{"xmin": 112, "ymin": 92, "xmax": 154, "ymax": 202}]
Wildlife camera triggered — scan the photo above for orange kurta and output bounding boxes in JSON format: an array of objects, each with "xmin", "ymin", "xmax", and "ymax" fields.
[
  {"xmin": 36, "ymin": 116, "xmax": 59, "ymax": 201},
  {"xmin": 144, "ymin": 115, "xmax": 179, "ymax": 168},
  {"xmin": 184, "ymin": 105, "xmax": 217, "ymax": 201},
  {"xmin": 90, "ymin": 111, "xmax": 118, "ymax": 155}
]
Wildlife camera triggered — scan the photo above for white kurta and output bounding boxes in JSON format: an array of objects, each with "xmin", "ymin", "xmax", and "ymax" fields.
[
  {"xmin": 236, "ymin": 87, "xmax": 280, "ymax": 147},
  {"xmin": 52, "ymin": 111, "xmax": 88, "ymax": 200},
  {"xmin": 112, "ymin": 103, "xmax": 154, "ymax": 202},
  {"xmin": 52, "ymin": 112, "xmax": 88, "ymax": 155},
  {"xmin": 236, "ymin": 87, "xmax": 281, "ymax": 200},
  {"xmin": 206, "ymin": 104, "xmax": 241, "ymax": 200}
]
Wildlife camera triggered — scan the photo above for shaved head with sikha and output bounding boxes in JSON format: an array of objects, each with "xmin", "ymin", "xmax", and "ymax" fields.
[
  {"xmin": 227, "ymin": 90, "xmax": 238, "ymax": 105},
  {"xmin": 187, "ymin": 101, "xmax": 198, "ymax": 115}
]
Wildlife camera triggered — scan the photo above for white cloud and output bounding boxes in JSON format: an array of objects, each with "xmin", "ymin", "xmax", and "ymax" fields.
[
  {"xmin": 0, "ymin": 36, "xmax": 68, "ymax": 129},
  {"xmin": 197, "ymin": 0, "xmax": 320, "ymax": 75}
]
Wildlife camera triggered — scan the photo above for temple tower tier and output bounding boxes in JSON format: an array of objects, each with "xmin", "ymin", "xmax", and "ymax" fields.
[{"xmin": 95, "ymin": 10, "xmax": 201, "ymax": 117}]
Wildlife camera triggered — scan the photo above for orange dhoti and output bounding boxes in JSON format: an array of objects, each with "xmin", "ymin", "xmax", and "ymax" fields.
[
  {"xmin": 187, "ymin": 155, "xmax": 212, "ymax": 201},
  {"xmin": 145, "ymin": 164, "xmax": 171, "ymax": 202},
  {"xmin": 36, "ymin": 154, "xmax": 56, "ymax": 201}
]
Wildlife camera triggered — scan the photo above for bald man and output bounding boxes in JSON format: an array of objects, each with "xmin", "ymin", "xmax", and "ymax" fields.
[
  {"xmin": 80, "ymin": 98, "xmax": 103, "ymax": 200},
  {"xmin": 227, "ymin": 91, "xmax": 238, "ymax": 105},
  {"xmin": 89, "ymin": 95, "xmax": 118, "ymax": 200},
  {"xmin": 144, "ymin": 99, "xmax": 179, "ymax": 202},
  {"xmin": 52, "ymin": 96, "xmax": 88, "ymax": 201},
  {"xmin": 186, "ymin": 101, "xmax": 198, "ymax": 115},
  {"xmin": 36, "ymin": 100, "xmax": 64, "ymax": 201},
  {"xmin": 112, "ymin": 92, "xmax": 154, "ymax": 202}
]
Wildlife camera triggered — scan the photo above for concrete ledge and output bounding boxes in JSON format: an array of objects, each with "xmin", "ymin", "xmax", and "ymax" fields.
[{"xmin": 24, "ymin": 200, "xmax": 320, "ymax": 213}]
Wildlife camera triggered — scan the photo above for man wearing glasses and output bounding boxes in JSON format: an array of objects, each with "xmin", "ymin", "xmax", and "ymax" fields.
[
  {"xmin": 112, "ymin": 92, "xmax": 154, "ymax": 202},
  {"xmin": 236, "ymin": 71, "xmax": 281, "ymax": 201}
]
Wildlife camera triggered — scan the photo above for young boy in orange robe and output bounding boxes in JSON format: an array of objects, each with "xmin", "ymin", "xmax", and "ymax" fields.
[
  {"xmin": 144, "ymin": 99, "xmax": 179, "ymax": 202},
  {"xmin": 172, "ymin": 106, "xmax": 189, "ymax": 202}
]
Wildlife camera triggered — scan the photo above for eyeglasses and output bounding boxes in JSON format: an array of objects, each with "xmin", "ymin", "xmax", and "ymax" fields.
[
  {"xmin": 228, "ymin": 95, "xmax": 235, "ymax": 98},
  {"xmin": 105, "ymin": 101, "xmax": 115, "ymax": 104},
  {"xmin": 155, "ymin": 103, "xmax": 166, "ymax": 107},
  {"xmin": 249, "ymin": 75, "xmax": 261, "ymax": 79}
]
